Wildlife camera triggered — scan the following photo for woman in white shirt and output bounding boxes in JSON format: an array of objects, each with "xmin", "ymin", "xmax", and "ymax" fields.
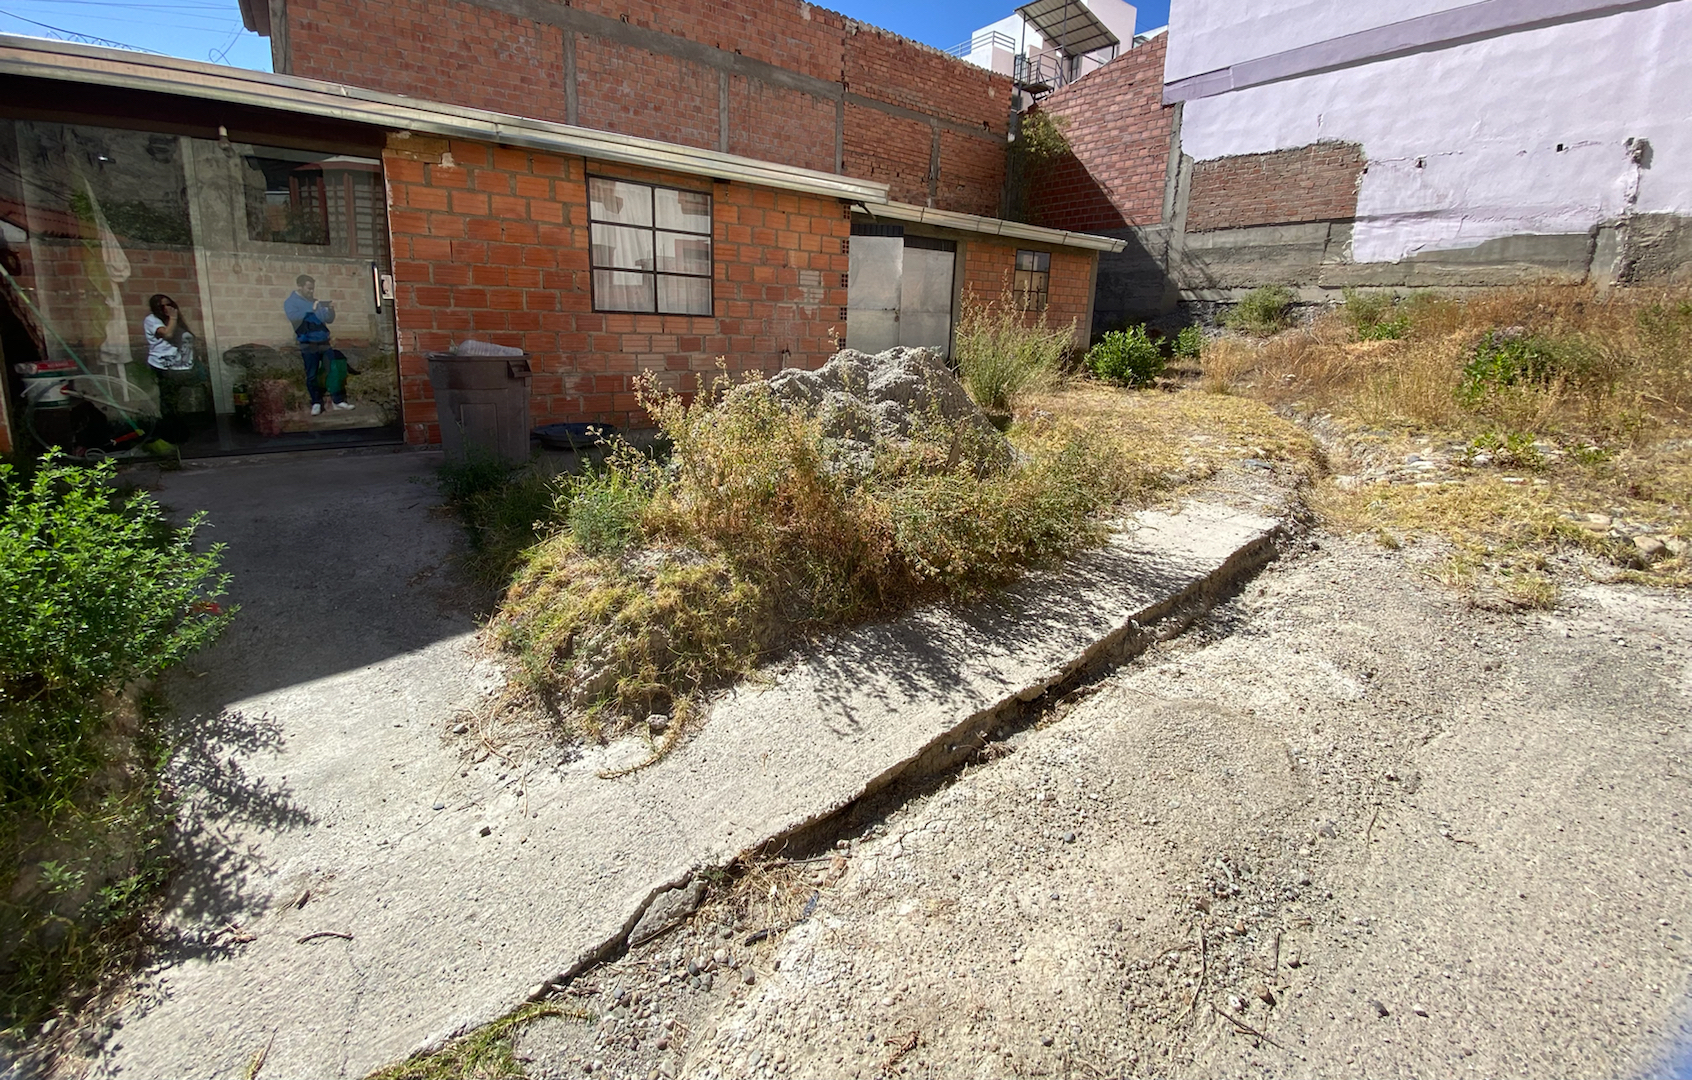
[{"xmin": 142, "ymin": 294, "xmax": 195, "ymax": 372}]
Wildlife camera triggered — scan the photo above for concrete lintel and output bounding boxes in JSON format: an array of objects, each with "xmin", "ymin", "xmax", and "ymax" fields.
[{"xmin": 1182, "ymin": 221, "xmax": 1337, "ymax": 250}]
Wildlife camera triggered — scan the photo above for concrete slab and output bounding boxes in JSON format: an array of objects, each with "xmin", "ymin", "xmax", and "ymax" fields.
[{"xmin": 91, "ymin": 459, "xmax": 1281, "ymax": 1079}]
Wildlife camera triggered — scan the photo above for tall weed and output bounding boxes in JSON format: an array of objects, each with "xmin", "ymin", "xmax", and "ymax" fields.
[
  {"xmin": 1341, "ymin": 287, "xmax": 1409, "ymax": 340},
  {"xmin": 953, "ymin": 288, "xmax": 1075, "ymax": 412},
  {"xmin": 1224, "ymin": 285, "xmax": 1295, "ymax": 336}
]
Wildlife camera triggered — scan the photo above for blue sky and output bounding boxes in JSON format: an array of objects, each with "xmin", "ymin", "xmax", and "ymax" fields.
[{"xmin": 0, "ymin": 0, "xmax": 1170, "ymax": 72}]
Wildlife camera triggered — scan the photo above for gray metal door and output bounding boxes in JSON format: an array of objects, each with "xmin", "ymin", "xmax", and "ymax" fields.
[
  {"xmin": 846, "ymin": 235, "xmax": 902, "ymax": 355},
  {"xmin": 846, "ymin": 232, "xmax": 956, "ymax": 357},
  {"xmin": 898, "ymin": 244, "xmax": 955, "ymax": 354}
]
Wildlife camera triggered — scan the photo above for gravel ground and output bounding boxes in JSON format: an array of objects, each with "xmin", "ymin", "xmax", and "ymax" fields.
[{"xmin": 515, "ymin": 535, "xmax": 1692, "ymax": 1080}]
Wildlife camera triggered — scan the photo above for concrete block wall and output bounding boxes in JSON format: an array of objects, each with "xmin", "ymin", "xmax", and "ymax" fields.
[
  {"xmin": 275, "ymin": 0, "xmax": 1014, "ymax": 216},
  {"xmin": 382, "ymin": 133, "xmax": 849, "ymax": 444},
  {"xmin": 197, "ymin": 254, "xmax": 387, "ymax": 354}
]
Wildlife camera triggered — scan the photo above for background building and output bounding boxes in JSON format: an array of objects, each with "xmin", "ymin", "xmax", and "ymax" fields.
[{"xmin": 1027, "ymin": 0, "xmax": 1692, "ymax": 331}]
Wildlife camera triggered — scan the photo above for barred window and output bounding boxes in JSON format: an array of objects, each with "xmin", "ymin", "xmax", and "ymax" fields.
[
  {"xmin": 1014, "ymin": 249, "xmax": 1050, "ymax": 312},
  {"xmin": 589, "ymin": 177, "xmax": 714, "ymax": 315}
]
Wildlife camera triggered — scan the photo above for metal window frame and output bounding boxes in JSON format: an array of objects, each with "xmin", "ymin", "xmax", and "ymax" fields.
[
  {"xmin": 586, "ymin": 175, "xmax": 715, "ymax": 317},
  {"xmin": 1014, "ymin": 248, "xmax": 1051, "ymax": 312}
]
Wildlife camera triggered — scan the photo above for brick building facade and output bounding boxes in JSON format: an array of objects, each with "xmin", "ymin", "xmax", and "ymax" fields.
[
  {"xmin": 1029, "ymin": 36, "xmax": 1175, "ymax": 234},
  {"xmin": 254, "ymin": 0, "xmax": 1014, "ymax": 217},
  {"xmin": 1026, "ymin": 0, "xmax": 1692, "ymax": 321},
  {"xmin": 0, "ymin": 36, "xmax": 1120, "ymax": 457}
]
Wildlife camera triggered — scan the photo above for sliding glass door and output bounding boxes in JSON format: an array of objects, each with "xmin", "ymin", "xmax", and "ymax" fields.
[{"xmin": 0, "ymin": 119, "xmax": 400, "ymax": 457}]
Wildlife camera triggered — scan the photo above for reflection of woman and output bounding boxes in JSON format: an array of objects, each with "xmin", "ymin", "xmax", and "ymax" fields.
[
  {"xmin": 143, "ymin": 294, "xmax": 195, "ymax": 371},
  {"xmin": 142, "ymin": 294, "xmax": 202, "ymax": 442}
]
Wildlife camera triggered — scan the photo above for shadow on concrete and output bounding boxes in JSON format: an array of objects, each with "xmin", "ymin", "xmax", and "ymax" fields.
[
  {"xmin": 147, "ymin": 449, "xmax": 479, "ymax": 712},
  {"xmin": 801, "ymin": 540, "xmax": 1194, "ymax": 732},
  {"xmin": 163, "ymin": 707, "xmax": 315, "ymax": 933}
]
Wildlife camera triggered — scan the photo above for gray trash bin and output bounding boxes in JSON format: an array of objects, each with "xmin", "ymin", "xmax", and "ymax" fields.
[{"xmin": 425, "ymin": 352, "xmax": 534, "ymax": 465}]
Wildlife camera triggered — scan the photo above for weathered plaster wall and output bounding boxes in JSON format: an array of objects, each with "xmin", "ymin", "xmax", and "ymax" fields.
[{"xmin": 1171, "ymin": 0, "xmax": 1692, "ymax": 266}]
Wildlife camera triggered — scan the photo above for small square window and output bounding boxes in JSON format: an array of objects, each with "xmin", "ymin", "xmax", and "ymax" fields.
[
  {"xmin": 1014, "ymin": 249, "xmax": 1050, "ymax": 312},
  {"xmin": 589, "ymin": 177, "xmax": 713, "ymax": 315}
]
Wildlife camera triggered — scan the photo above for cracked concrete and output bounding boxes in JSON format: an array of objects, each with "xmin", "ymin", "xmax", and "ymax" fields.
[{"xmin": 83, "ymin": 451, "xmax": 1285, "ymax": 1079}]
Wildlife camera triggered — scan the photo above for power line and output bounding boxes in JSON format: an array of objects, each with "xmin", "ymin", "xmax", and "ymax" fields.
[
  {"xmin": 13, "ymin": 1, "xmax": 234, "ymax": 8},
  {"xmin": 0, "ymin": 8, "xmax": 162, "ymax": 52}
]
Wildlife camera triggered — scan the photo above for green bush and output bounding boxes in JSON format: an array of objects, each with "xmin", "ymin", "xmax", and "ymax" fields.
[
  {"xmin": 1341, "ymin": 287, "xmax": 1410, "ymax": 340},
  {"xmin": 1, "ymin": 453, "xmax": 230, "ymax": 1032},
  {"xmin": 1085, "ymin": 326, "xmax": 1166, "ymax": 387},
  {"xmin": 1457, "ymin": 330, "xmax": 1606, "ymax": 406},
  {"xmin": 1172, "ymin": 325, "xmax": 1205, "ymax": 361},
  {"xmin": 953, "ymin": 290, "xmax": 1075, "ymax": 412},
  {"xmin": 1224, "ymin": 286, "xmax": 1295, "ymax": 336},
  {"xmin": 0, "ymin": 455, "xmax": 230, "ymax": 813}
]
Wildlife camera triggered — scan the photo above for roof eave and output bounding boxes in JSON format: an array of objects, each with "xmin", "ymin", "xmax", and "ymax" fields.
[
  {"xmin": 868, "ymin": 201, "xmax": 1127, "ymax": 253},
  {"xmin": 0, "ymin": 35, "xmax": 890, "ymax": 206}
]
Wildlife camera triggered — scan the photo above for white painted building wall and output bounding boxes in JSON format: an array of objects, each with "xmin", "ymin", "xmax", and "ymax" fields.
[
  {"xmin": 1168, "ymin": 0, "xmax": 1692, "ymax": 265},
  {"xmin": 965, "ymin": 0, "xmax": 1137, "ymax": 79}
]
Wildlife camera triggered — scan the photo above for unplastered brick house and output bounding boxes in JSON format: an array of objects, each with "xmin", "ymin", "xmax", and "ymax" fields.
[{"xmin": 0, "ymin": 0, "xmax": 1122, "ymax": 459}]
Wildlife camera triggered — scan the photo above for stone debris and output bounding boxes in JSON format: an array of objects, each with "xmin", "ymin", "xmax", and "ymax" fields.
[{"xmin": 763, "ymin": 346, "xmax": 1011, "ymax": 476}]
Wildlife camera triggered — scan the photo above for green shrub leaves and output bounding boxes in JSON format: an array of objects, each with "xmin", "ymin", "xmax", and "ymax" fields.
[{"xmin": 1086, "ymin": 327, "xmax": 1166, "ymax": 387}]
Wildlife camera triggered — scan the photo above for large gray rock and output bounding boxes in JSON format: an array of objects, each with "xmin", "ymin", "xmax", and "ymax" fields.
[{"xmin": 766, "ymin": 347, "xmax": 1000, "ymax": 446}]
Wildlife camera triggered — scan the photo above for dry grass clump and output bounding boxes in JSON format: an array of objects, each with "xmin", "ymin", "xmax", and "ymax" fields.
[
  {"xmin": 953, "ymin": 288, "xmax": 1075, "ymax": 413},
  {"xmin": 1204, "ymin": 286, "xmax": 1692, "ymax": 441},
  {"xmin": 487, "ymin": 370, "xmax": 1143, "ymax": 743},
  {"xmin": 1200, "ymin": 285, "xmax": 1692, "ymax": 599},
  {"xmin": 1023, "ymin": 382, "xmax": 1322, "ymax": 483}
]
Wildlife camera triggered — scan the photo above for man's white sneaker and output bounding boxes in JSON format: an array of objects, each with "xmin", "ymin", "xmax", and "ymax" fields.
[
  {"xmin": 333, "ymin": 401, "xmax": 356, "ymax": 411},
  {"xmin": 310, "ymin": 403, "xmax": 323, "ymax": 416}
]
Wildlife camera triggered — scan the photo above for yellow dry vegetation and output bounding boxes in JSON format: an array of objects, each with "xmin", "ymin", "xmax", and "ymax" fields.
[
  {"xmin": 473, "ymin": 371, "xmax": 1316, "ymax": 748},
  {"xmin": 1202, "ymin": 285, "xmax": 1692, "ymax": 603}
]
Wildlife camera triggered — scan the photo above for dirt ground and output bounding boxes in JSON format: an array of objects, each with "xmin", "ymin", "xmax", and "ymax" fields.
[{"xmin": 509, "ymin": 535, "xmax": 1692, "ymax": 1080}]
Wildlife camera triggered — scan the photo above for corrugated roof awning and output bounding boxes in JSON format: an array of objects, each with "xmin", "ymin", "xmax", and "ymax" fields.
[{"xmin": 1015, "ymin": 0, "xmax": 1120, "ymax": 57}]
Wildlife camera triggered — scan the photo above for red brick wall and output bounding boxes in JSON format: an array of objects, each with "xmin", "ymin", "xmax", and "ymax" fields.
[
  {"xmin": 26, "ymin": 240, "xmax": 203, "ymax": 365},
  {"xmin": 287, "ymin": 0, "xmax": 566, "ymax": 122},
  {"xmin": 1187, "ymin": 142, "xmax": 1366, "ymax": 233},
  {"xmin": 960, "ymin": 242, "xmax": 1094, "ymax": 345},
  {"xmin": 1029, "ymin": 36, "xmax": 1175, "ymax": 231},
  {"xmin": 2, "ymin": 240, "xmax": 201, "ymax": 455},
  {"xmin": 728, "ymin": 76, "xmax": 837, "ymax": 174},
  {"xmin": 279, "ymin": 0, "xmax": 1011, "ymax": 214},
  {"xmin": 939, "ymin": 130, "xmax": 1009, "ymax": 220},
  {"xmin": 842, "ymin": 104, "xmax": 934, "ymax": 207},
  {"xmin": 842, "ymin": 23, "xmax": 1009, "ymax": 133},
  {"xmin": 576, "ymin": 37, "xmax": 719, "ymax": 150},
  {"xmin": 383, "ymin": 133, "xmax": 849, "ymax": 442}
]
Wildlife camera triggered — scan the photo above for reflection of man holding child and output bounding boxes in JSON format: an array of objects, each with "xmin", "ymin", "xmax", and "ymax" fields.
[{"xmin": 284, "ymin": 273, "xmax": 352, "ymax": 415}]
